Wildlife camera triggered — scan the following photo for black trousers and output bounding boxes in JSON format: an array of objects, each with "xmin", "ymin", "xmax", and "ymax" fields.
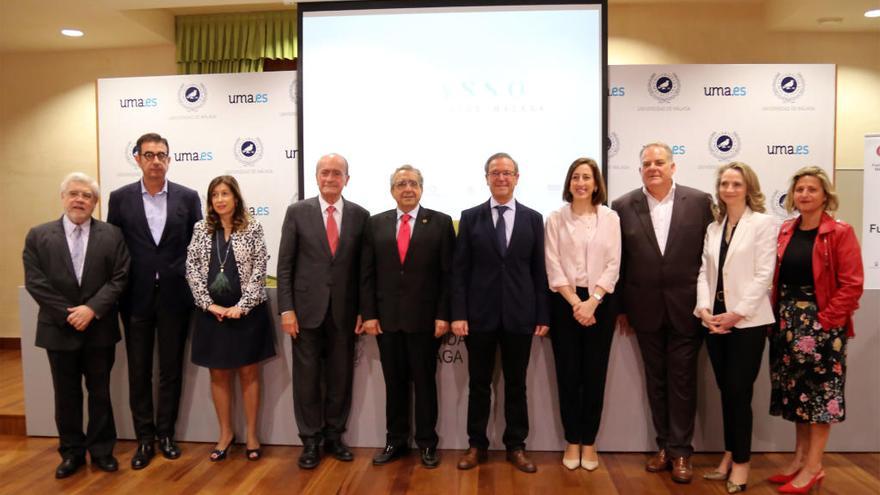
[
  {"xmin": 706, "ymin": 325, "xmax": 767, "ymax": 463},
  {"xmin": 549, "ymin": 290, "xmax": 615, "ymax": 445},
  {"xmin": 465, "ymin": 330, "xmax": 533, "ymax": 451},
  {"xmin": 376, "ymin": 331, "xmax": 442, "ymax": 449},
  {"xmin": 46, "ymin": 346, "xmax": 116, "ymax": 460},
  {"xmin": 291, "ymin": 305, "xmax": 355, "ymax": 444},
  {"xmin": 635, "ymin": 312, "xmax": 703, "ymax": 458},
  {"xmin": 123, "ymin": 283, "xmax": 190, "ymax": 442}
]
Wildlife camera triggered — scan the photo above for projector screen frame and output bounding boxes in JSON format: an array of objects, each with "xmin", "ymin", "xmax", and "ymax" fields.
[{"xmin": 296, "ymin": 0, "xmax": 609, "ymax": 205}]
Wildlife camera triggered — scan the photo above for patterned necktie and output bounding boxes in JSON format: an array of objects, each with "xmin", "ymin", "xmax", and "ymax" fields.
[
  {"xmin": 326, "ymin": 205, "xmax": 339, "ymax": 256},
  {"xmin": 494, "ymin": 205, "xmax": 508, "ymax": 257},
  {"xmin": 71, "ymin": 224, "xmax": 84, "ymax": 285},
  {"xmin": 397, "ymin": 213, "xmax": 411, "ymax": 264}
]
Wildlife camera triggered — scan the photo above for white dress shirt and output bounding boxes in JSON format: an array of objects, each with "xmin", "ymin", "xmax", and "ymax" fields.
[
  {"xmin": 318, "ymin": 195, "xmax": 345, "ymax": 232},
  {"xmin": 63, "ymin": 214, "xmax": 90, "ymax": 281},
  {"xmin": 397, "ymin": 205, "xmax": 419, "ymax": 239},
  {"xmin": 489, "ymin": 197, "xmax": 516, "ymax": 246},
  {"xmin": 642, "ymin": 182, "xmax": 676, "ymax": 255}
]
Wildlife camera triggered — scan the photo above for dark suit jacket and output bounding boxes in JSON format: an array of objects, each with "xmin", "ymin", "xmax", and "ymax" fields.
[
  {"xmin": 451, "ymin": 200, "xmax": 550, "ymax": 334},
  {"xmin": 360, "ymin": 207, "xmax": 455, "ymax": 333},
  {"xmin": 611, "ymin": 184, "xmax": 714, "ymax": 334},
  {"xmin": 23, "ymin": 217, "xmax": 130, "ymax": 351},
  {"xmin": 107, "ymin": 180, "xmax": 202, "ymax": 317},
  {"xmin": 277, "ymin": 196, "xmax": 369, "ymax": 330}
]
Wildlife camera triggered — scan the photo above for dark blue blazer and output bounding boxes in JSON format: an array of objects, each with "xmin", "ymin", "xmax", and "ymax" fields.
[
  {"xmin": 451, "ymin": 200, "xmax": 550, "ymax": 334},
  {"xmin": 107, "ymin": 180, "xmax": 202, "ymax": 317}
]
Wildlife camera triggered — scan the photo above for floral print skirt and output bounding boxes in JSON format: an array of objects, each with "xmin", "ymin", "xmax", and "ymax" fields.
[{"xmin": 769, "ymin": 284, "xmax": 847, "ymax": 423}]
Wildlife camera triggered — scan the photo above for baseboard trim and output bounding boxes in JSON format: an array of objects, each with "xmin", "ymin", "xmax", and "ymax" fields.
[{"xmin": 0, "ymin": 338, "xmax": 21, "ymax": 350}]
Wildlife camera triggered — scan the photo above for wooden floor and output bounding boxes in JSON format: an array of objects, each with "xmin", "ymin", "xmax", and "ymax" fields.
[
  {"xmin": 0, "ymin": 349, "xmax": 25, "ymax": 435},
  {"xmin": 1, "ymin": 349, "xmax": 878, "ymax": 494},
  {"xmin": 0, "ymin": 437, "xmax": 877, "ymax": 495}
]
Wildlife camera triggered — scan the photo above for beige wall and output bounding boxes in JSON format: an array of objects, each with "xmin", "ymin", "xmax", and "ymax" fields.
[
  {"xmin": 0, "ymin": 45, "xmax": 176, "ymax": 338},
  {"xmin": 2, "ymin": 3, "xmax": 877, "ymax": 339}
]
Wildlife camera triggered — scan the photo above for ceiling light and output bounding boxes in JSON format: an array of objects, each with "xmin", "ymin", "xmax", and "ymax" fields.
[
  {"xmin": 61, "ymin": 29, "xmax": 84, "ymax": 37},
  {"xmin": 865, "ymin": 9, "xmax": 880, "ymax": 18}
]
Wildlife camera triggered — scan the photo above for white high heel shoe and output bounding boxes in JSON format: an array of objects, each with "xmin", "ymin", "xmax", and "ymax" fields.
[
  {"xmin": 581, "ymin": 447, "xmax": 599, "ymax": 471},
  {"xmin": 562, "ymin": 445, "xmax": 581, "ymax": 470}
]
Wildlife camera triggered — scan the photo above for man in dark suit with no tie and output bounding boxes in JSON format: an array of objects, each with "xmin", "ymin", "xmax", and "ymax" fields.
[
  {"xmin": 452, "ymin": 152, "xmax": 550, "ymax": 473},
  {"xmin": 107, "ymin": 133, "xmax": 202, "ymax": 469},
  {"xmin": 277, "ymin": 153, "xmax": 369, "ymax": 469},
  {"xmin": 23, "ymin": 172, "xmax": 130, "ymax": 478},
  {"xmin": 611, "ymin": 142, "xmax": 714, "ymax": 483},
  {"xmin": 360, "ymin": 165, "xmax": 455, "ymax": 468}
]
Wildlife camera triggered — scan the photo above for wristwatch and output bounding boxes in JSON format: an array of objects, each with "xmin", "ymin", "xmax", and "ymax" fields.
[{"xmin": 592, "ymin": 293, "xmax": 603, "ymax": 303}]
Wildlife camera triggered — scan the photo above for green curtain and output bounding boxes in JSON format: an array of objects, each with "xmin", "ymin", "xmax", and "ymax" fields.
[{"xmin": 176, "ymin": 11, "xmax": 297, "ymax": 74}]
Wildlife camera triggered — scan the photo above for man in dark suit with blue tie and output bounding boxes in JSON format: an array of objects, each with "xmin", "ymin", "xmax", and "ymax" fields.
[
  {"xmin": 452, "ymin": 152, "xmax": 550, "ymax": 473},
  {"xmin": 107, "ymin": 133, "xmax": 202, "ymax": 469},
  {"xmin": 23, "ymin": 173, "xmax": 130, "ymax": 478},
  {"xmin": 360, "ymin": 165, "xmax": 455, "ymax": 468},
  {"xmin": 277, "ymin": 153, "xmax": 369, "ymax": 469}
]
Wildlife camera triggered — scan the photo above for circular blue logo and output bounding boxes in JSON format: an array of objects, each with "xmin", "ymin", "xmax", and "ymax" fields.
[
  {"xmin": 185, "ymin": 86, "xmax": 201, "ymax": 103},
  {"xmin": 715, "ymin": 135, "xmax": 733, "ymax": 152},
  {"xmin": 780, "ymin": 76, "xmax": 798, "ymax": 94},
  {"xmin": 655, "ymin": 76, "xmax": 673, "ymax": 94},
  {"xmin": 240, "ymin": 141, "xmax": 257, "ymax": 157}
]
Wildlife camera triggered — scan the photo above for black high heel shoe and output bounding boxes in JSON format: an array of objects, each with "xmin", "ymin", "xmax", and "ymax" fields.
[
  {"xmin": 210, "ymin": 436, "xmax": 236, "ymax": 462},
  {"xmin": 246, "ymin": 444, "xmax": 263, "ymax": 461}
]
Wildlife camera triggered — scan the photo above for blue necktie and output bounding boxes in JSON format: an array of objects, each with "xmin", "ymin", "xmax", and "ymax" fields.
[{"xmin": 494, "ymin": 205, "xmax": 508, "ymax": 257}]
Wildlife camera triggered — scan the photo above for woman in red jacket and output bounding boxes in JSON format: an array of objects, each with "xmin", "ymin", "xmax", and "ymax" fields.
[{"xmin": 769, "ymin": 166, "xmax": 863, "ymax": 493}]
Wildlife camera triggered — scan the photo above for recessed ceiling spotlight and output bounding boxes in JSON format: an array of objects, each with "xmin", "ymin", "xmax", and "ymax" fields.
[
  {"xmin": 61, "ymin": 29, "xmax": 84, "ymax": 37},
  {"xmin": 865, "ymin": 9, "xmax": 880, "ymax": 18}
]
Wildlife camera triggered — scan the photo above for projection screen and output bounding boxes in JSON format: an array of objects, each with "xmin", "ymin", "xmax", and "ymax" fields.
[{"xmin": 298, "ymin": 1, "xmax": 607, "ymax": 217}]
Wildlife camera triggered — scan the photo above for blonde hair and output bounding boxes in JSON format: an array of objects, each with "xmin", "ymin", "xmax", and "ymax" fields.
[
  {"xmin": 714, "ymin": 162, "xmax": 765, "ymax": 222},
  {"xmin": 784, "ymin": 166, "xmax": 838, "ymax": 213}
]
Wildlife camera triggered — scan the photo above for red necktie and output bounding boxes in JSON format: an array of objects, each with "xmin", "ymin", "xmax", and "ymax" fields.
[
  {"xmin": 397, "ymin": 213, "xmax": 411, "ymax": 264},
  {"xmin": 326, "ymin": 205, "xmax": 339, "ymax": 255}
]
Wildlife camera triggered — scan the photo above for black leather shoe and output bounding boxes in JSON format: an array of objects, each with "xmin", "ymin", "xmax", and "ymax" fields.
[
  {"xmin": 325, "ymin": 440, "xmax": 354, "ymax": 462},
  {"xmin": 92, "ymin": 455, "xmax": 119, "ymax": 472},
  {"xmin": 420, "ymin": 447, "xmax": 440, "ymax": 469},
  {"xmin": 131, "ymin": 442, "xmax": 155, "ymax": 470},
  {"xmin": 159, "ymin": 437, "xmax": 181, "ymax": 459},
  {"xmin": 373, "ymin": 444, "xmax": 408, "ymax": 465},
  {"xmin": 55, "ymin": 457, "xmax": 85, "ymax": 479},
  {"xmin": 298, "ymin": 444, "xmax": 320, "ymax": 469}
]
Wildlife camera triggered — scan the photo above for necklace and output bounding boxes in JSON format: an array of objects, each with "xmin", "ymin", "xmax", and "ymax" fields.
[{"xmin": 209, "ymin": 229, "xmax": 233, "ymax": 295}]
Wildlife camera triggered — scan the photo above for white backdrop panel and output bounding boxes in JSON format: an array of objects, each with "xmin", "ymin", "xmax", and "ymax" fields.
[
  {"xmin": 864, "ymin": 134, "xmax": 880, "ymax": 289},
  {"xmin": 97, "ymin": 72, "xmax": 298, "ymax": 278},
  {"xmin": 607, "ymin": 64, "xmax": 835, "ymax": 224}
]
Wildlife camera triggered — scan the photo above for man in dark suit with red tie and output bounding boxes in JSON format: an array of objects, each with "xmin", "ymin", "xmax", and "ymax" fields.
[
  {"xmin": 451, "ymin": 152, "xmax": 550, "ymax": 473},
  {"xmin": 23, "ymin": 172, "xmax": 130, "ymax": 478},
  {"xmin": 107, "ymin": 133, "xmax": 202, "ymax": 469},
  {"xmin": 360, "ymin": 165, "xmax": 455, "ymax": 468},
  {"xmin": 611, "ymin": 142, "xmax": 714, "ymax": 483},
  {"xmin": 277, "ymin": 153, "xmax": 369, "ymax": 469}
]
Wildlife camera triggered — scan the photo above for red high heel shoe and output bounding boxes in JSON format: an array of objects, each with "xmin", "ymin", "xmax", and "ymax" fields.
[
  {"xmin": 778, "ymin": 470, "xmax": 825, "ymax": 494},
  {"xmin": 768, "ymin": 471, "xmax": 799, "ymax": 484}
]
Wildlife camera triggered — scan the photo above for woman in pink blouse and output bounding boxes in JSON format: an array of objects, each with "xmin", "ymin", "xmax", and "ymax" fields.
[{"xmin": 545, "ymin": 157, "xmax": 621, "ymax": 471}]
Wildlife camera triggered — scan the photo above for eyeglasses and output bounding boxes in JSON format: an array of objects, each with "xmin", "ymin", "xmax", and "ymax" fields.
[
  {"xmin": 393, "ymin": 180, "xmax": 420, "ymax": 189},
  {"xmin": 140, "ymin": 151, "xmax": 169, "ymax": 161},
  {"xmin": 487, "ymin": 171, "xmax": 517, "ymax": 179},
  {"xmin": 65, "ymin": 190, "xmax": 95, "ymax": 200}
]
